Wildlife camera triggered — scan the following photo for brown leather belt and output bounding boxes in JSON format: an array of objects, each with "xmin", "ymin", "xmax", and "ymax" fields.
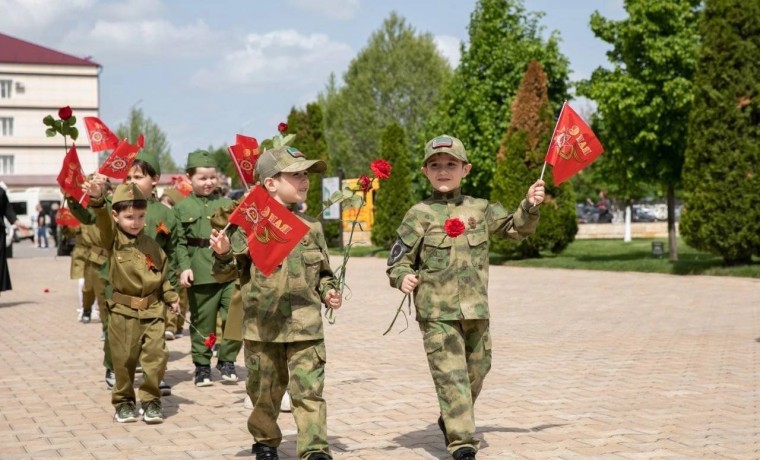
[
  {"xmin": 112, "ymin": 291, "xmax": 159, "ymax": 310},
  {"xmin": 187, "ymin": 237, "xmax": 210, "ymax": 247}
]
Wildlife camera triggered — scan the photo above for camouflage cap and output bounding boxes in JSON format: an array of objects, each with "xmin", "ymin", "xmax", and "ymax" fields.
[
  {"xmin": 255, "ymin": 146, "xmax": 327, "ymax": 180},
  {"xmin": 185, "ymin": 149, "xmax": 217, "ymax": 170},
  {"xmin": 135, "ymin": 151, "xmax": 161, "ymax": 176},
  {"xmin": 111, "ymin": 183, "xmax": 147, "ymax": 205},
  {"xmin": 423, "ymin": 135, "xmax": 468, "ymax": 164}
]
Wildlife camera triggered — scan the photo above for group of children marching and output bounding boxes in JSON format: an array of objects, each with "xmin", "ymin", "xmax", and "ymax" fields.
[{"xmin": 68, "ymin": 135, "xmax": 545, "ymax": 460}]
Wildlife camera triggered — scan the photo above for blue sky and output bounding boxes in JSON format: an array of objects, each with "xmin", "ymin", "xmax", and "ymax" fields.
[{"xmin": 0, "ymin": 0, "xmax": 625, "ymax": 169}]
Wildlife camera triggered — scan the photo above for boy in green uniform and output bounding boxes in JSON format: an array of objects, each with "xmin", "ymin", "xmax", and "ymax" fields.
[
  {"xmin": 209, "ymin": 145, "xmax": 342, "ymax": 460},
  {"xmin": 174, "ymin": 150, "xmax": 242, "ymax": 386},
  {"xmin": 386, "ymin": 135, "xmax": 545, "ymax": 460},
  {"xmin": 87, "ymin": 182, "xmax": 179, "ymax": 424}
]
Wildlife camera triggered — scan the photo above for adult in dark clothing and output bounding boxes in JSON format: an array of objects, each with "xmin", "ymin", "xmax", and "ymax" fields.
[{"xmin": 1, "ymin": 187, "xmax": 30, "ymax": 292}]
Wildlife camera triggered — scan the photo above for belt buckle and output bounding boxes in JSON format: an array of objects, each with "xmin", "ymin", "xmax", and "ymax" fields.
[{"xmin": 131, "ymin": 297, "xmax": 147, "ymax": 310}]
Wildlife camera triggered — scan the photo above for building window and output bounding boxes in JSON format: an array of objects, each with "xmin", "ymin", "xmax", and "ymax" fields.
[
  {"xmin": 0, "ymin": 80, "xmax": 11, "ymax": 98},
  {"xmin": 0, "ymin": 155, "xmax": 13, "ymax": 174},
  {"xmin": 0, "ymin": 117, "xmax": 13, "ymax": 136}
]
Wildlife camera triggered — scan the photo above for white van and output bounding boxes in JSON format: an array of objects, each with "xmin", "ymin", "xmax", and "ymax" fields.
[{"xmin": 7, "ymin": 187, "xmax": 63, "ymax": 243}]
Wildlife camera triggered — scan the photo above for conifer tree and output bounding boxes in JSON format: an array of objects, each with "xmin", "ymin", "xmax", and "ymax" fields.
[
  {"xmin": 371, "ymin": 123, "xmax": 414, "ymax": 248},
  {"xmin": 681, "ymin": 0, "xmax": 760, "ymax": 264},
  {"xmin": 491, "ymin": 60, "xmax": 577, "ymax": 258}
]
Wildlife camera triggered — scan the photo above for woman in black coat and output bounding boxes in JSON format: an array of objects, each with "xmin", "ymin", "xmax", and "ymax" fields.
[{"xmin": 1, "ymin": 187, "xmax": 29, "ymax": 292}]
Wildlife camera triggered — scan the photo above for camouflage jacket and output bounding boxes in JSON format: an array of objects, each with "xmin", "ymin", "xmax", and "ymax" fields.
[
  {"xmin": 386, "ymin": 189, "xmax": 540, "ymax": 321},
  {"xmin": 174, "ymin": 192, "xmax": 233, "ymax": 285},
  {"xmin": 213, "ymin": 212, "xmax": 338, "ymax": 343}
]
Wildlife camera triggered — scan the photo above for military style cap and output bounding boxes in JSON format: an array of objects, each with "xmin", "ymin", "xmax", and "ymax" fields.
[
  {"xmin": 112, "ymin": 183, "xmax": 147, "ymax": 205},
  {"xmin": 185, "ymin": 149, "xmax": 217, "ymax": 170},
  {"xmin": 423, "ymin": 135, "xmax": 468, "ymax": 164},
  {"xmin": 161, "ymin": 188, "xmax": 186, "ymax": 205},
  {"xmin": 255, "ymin": 146, "xmax": 327, "ymax": 180},
  {"xmin": 135, "ymin": 151, "xmax": 161, "ymax": 176}
]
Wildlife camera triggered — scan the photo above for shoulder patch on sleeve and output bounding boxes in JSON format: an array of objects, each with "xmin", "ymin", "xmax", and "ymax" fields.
[{"xmin": 387, "ymin": 238, "xmax": 412, "ymax": 266}]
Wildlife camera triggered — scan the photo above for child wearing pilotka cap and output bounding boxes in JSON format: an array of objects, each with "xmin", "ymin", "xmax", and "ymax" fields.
[{"xmin": 209, "ymin": 145, "xmax": 341, "ymax": 460}]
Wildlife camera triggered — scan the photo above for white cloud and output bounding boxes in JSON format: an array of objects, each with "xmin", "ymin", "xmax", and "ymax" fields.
[
  {"xmin": 0, "ymin": 0, "xmax": 96, "ymax": 35},
  {"xmin": 285, "ymin": 0, "xmax": 360, "ymax": 20},
  {"xmin": 434, "ymin": 35, "xmax": 462, "ymax": 68},
  {"xmin": 190, "ymin": 29, "xmax": 353, "ymax": 92}
]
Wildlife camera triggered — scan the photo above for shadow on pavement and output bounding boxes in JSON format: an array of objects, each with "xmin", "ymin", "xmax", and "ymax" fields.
[{"xmin": 0, "ymin": 300, "xmax": 33, "ymax": 308}]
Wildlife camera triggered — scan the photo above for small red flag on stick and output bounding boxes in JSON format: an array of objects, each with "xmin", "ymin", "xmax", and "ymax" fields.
[
  {"xmin": 227, "ymin": 186, "xmax": 310, "ymax": 276},
  {"xmin": 543, "ymin": 101, "xmax": 605, "ymax": 185},
  {"xmin": 55, "ymin": 206, "xmax": 80, "ymax": 227},
  {"xmin": 56, "ymin": 144, "xmax": 90, "ymax": 207},
  {"xmin": 99, "ymin": 138, "xmax": 141, "ymax": 180},
  {"xmin": 83, "ymin": 116, "xmax": 119, "ymax": 152},
  {"xmin": 228, "ymin": 134, "xmax": 260, "ymax": 188}
]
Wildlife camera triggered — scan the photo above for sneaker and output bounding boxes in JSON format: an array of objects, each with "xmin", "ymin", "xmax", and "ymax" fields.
[
  {"xmin": 437, "ymin": 415, "xmax": 448, "ymax": 446},
  {"xmin": 243, "ymin": 394, "xmax": 253, "ymax": 409},
  {"xmin": 105, "ymin": 369, "xmax": 115, "ymax": 389},
  {"xmin": 114, "ymin": 402, "xmax": 138, "ymax": 423},
  {"xmin": 159, "ymin": 379, "xmax": 172, "ymax": 396},
  {"xmin": 174, "ymin": 327, "xmax": 183, "ymax": 338},
  {"xmin": 135, "ymin": 366, "xmax": 143, "ymax": 374},
  {"xmin": 142, "ymin": 400, "xmax": 164, "ymax": 424},
  {"xmin": 216, "ymin": 361, "xmax": 238, "ymax": 383},
  {"xmin": 194, "ymin": 365, "xmax": 212, "ymax": 387},
  {"xmin": 252, "ymin": 443, "xmax": 279, "ymax": 460},
  {"xmin": 453, "ymin": 447, "xmax": 477, "ymax": 460},
  {"xmin": 280, "ymin": 391, "xmax": 291, "ymax": 412},
  {"xmin": 81, "ymin": 312, "xmax": 91, "ymax": 323},
  {"xmin": 164, "ymin": 330, "xmax": 175, "ymax": 340}
]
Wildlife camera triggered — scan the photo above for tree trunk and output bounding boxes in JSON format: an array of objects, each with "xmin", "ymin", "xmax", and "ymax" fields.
[{"xmin": 667, "ymin": 184, "xmax": 678, "ymax": 261}]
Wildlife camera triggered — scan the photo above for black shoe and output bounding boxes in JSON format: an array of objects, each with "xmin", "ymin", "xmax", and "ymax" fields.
[
  {"xmin": 81, "ymin": 312, "xmax": 91, "ymax": 323},
  {"xmin": 216, "ymin": 361, "xmax": 238, "ymax": 383},
  {"xmin": 252, "ymin": 443, "xmax": 279, "ymax": 460},
  {"xmin": 159, "ymin": 379, "xmax": 171, "ymax": 396},
  {"xmin": 308, "ymin": 454, "xmax": 332, "ymax": 460},
  {"xmin": 105, "ymin": 369, "xmax": 115, "ymax": 389},
  {"xmin": 194, "ymin": 365, "xmax": 212, "ymax": 387},
  {"xmin": 437, "ymin": 416, "xmax": 448, "ymax": 446},
  {"xmin": 453, "ymin": 447, "xmax": 477, "ymax": 460}
]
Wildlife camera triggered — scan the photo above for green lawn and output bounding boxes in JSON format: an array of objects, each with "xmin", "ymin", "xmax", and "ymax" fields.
[{"xmin": 331, "ymin": 238, "xmax": 760, "ymax": 278}]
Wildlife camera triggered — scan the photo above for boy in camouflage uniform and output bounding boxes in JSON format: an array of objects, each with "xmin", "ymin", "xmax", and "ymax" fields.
[
  {"xmin": 86, "ymin": 182, "xmax": 179, "ymax": 424},
  {"xmin": 386, "ymin": 135, "xmax": 545, "ymax": 460},
  {"xmin": 209, "ymin": 145, "xmax": 342, "ymax": 460}
]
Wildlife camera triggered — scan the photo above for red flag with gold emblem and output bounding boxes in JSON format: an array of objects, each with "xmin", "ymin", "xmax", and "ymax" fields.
[
  {"xmin": 545, "ymin": 102, "xmax": 605, "ymax": 185},
  {"xmin": 83, "ymin": 116, "xmax": 119, "ymax": 152},
  {"xmin": 228, "ymin": 185, "xmax": 310, "ymax": 276},
  {"xmin": 56, "ymin": 144, "xmax": 90, "ymax": 207},
  {"xmin": 55, "ymin": 206, "xmax": 80, "ymax": 227},
  {"xmin": 228, "ymin": 134, "xmax": 260, "ymax": 185},
  {"xmin": 99, "ymin": 138, "xmax": 140, "ymax": 180}
]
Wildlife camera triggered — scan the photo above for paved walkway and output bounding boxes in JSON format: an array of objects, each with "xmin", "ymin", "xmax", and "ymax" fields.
[{"xmin": 1, "ymin": 252, "xmax": 758, "ymax": 459}]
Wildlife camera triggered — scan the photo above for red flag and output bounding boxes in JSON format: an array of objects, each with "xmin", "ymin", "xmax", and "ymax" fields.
[
  {"xmin": 228, "ymin": 186, "xmax": 310, "ymax": 276},
  {"xmin": 545, "ymin": 102, "xmax": 605, "ymax": 185},
  {"xmin": 56, "ymin": 144, "xmax": 90, "ymax": 207},
  {"xmin": 99, "ymin": 138, "xmax": 140, "ymax": 180},
  {"xmin": 171, "ymin": 175, "xmax": 193, "ymax": 196},
  {"xmin": 55, "ymin": 207, "xmax": 80, "ymax": 227},
  {"xmin": 228, "ymin": 134, "xmax": 260, "ymax": 185},
  {"xmin": 83, "ymin": 116, "xmax": 119, "ymax": 152}
]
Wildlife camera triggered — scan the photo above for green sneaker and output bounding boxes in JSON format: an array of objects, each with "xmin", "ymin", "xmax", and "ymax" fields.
[
  {"xmin": 142, "ymin": 400, "xmax": 164, "ymax": 424},
  {"xmin": 114, "ymin": 402, "xmax": 138, "ymax": 423}
]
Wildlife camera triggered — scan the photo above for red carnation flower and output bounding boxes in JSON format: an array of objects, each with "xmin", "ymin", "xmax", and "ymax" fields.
[
  {"xmin": 204, "ymin": 333, "xmax": 217, "ymax": 349},
  {"xmin": 370, "ymin": 159, "xmax": 391, "ymax": 180},
  {"xmin": 277, "ymin": 122, "xmax": 288, "ymax": 134},
  {"xmin": 58, "ymin": 106, "xmax": 73, "ymax": 120},
  {"xmin": 444, "ymin": 218, "xmax": 466, "ymax": 238},
  {"xmin": 357, "ymin": 175, "xmax": 373, "ymax": 194}
]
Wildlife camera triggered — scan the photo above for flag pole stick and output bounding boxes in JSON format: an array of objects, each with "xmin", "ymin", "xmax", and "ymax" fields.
[
  {"xmin": 541, "ymin": 100, "xmax": 569, "ymax": 182},
  {"xmin": 227, "ymin": 146, "xmax": 250, "ymax": 192}
]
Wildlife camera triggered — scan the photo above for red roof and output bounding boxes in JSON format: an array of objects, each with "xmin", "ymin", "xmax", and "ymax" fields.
[{"xmin": 0, "ymin": 33, "xmax": 100, "ymax": 67}]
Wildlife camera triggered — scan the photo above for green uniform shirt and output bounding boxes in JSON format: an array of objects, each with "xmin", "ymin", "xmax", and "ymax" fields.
[
  {"xmin": 174, "ymin": 192, "xmax": 233, "ymax": 285},
  {"xmin": 94, "ymin": 206, "xmax": 178, "ymax": 319},
  {"xmin": 386, "ymin": 189, "xmax": 540, "ymax": 321},
  {"xmin": 213, "ymin": 213, "xmax": 338, "ymax": 343}
]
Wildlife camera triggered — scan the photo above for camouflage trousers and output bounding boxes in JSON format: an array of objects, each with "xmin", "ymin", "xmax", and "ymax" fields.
[
  {"xmin": 419, "ymin": 319, "xmax": 492, "ymax": 455},
  {"xmin": 109, "ymin": 312, "xmax": 167, "ymax": 407},
  {"xmin": 244, "ymin": 339, "xmax": 330, "ymax": 460}
]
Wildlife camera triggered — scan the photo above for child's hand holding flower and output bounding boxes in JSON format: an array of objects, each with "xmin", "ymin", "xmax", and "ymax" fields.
[
  {"xmin": 324, "ymin": 289, "xmax": 342, "ymax": 310},
  {"xmin": 169, "ymin": 301, "xmax": 180, "ymax": 314},
  {"xmin": 400, "ymin": 274, "xmax": 419, "ymax": 294}
]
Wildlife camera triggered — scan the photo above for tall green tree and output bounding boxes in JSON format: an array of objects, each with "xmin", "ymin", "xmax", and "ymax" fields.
[
  {"xmin": 680, "ymin": 0, "xmax": 760, "ymax": 265},
  {"xmin": 320, "ymin": 12, "xmax": 451, "ymax": 179},
  {"xmin": 428, "ymin": 0, "xmax": 570, "ymax": 199},
  {"xmin": 371, "ymin": 123, "xmax": 414, "ymax": 248},
  {"xmin": 115, "ymin": 107, "xmax": 178, "ymax": 173},
  {"xmin": 491, "ymin": 60, "xmax": 577, "ymax": 258},
  {"xmin": 577, "ymin": 0, "xmax": 702, "ymax": 260},
  {"xmin": 286, "ymin": 104, "xmax": 341, "ymax": 245}
]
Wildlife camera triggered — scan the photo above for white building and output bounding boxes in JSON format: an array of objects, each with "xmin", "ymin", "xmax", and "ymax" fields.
[{"xmin": 0, "ymin": 32, "xmax": 101, "ymax": 190}]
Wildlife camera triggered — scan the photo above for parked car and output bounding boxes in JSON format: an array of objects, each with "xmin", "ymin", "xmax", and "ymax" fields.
[{"xmin": 632, "ymin": 205, "xmax": 657, "ymax": 222}]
